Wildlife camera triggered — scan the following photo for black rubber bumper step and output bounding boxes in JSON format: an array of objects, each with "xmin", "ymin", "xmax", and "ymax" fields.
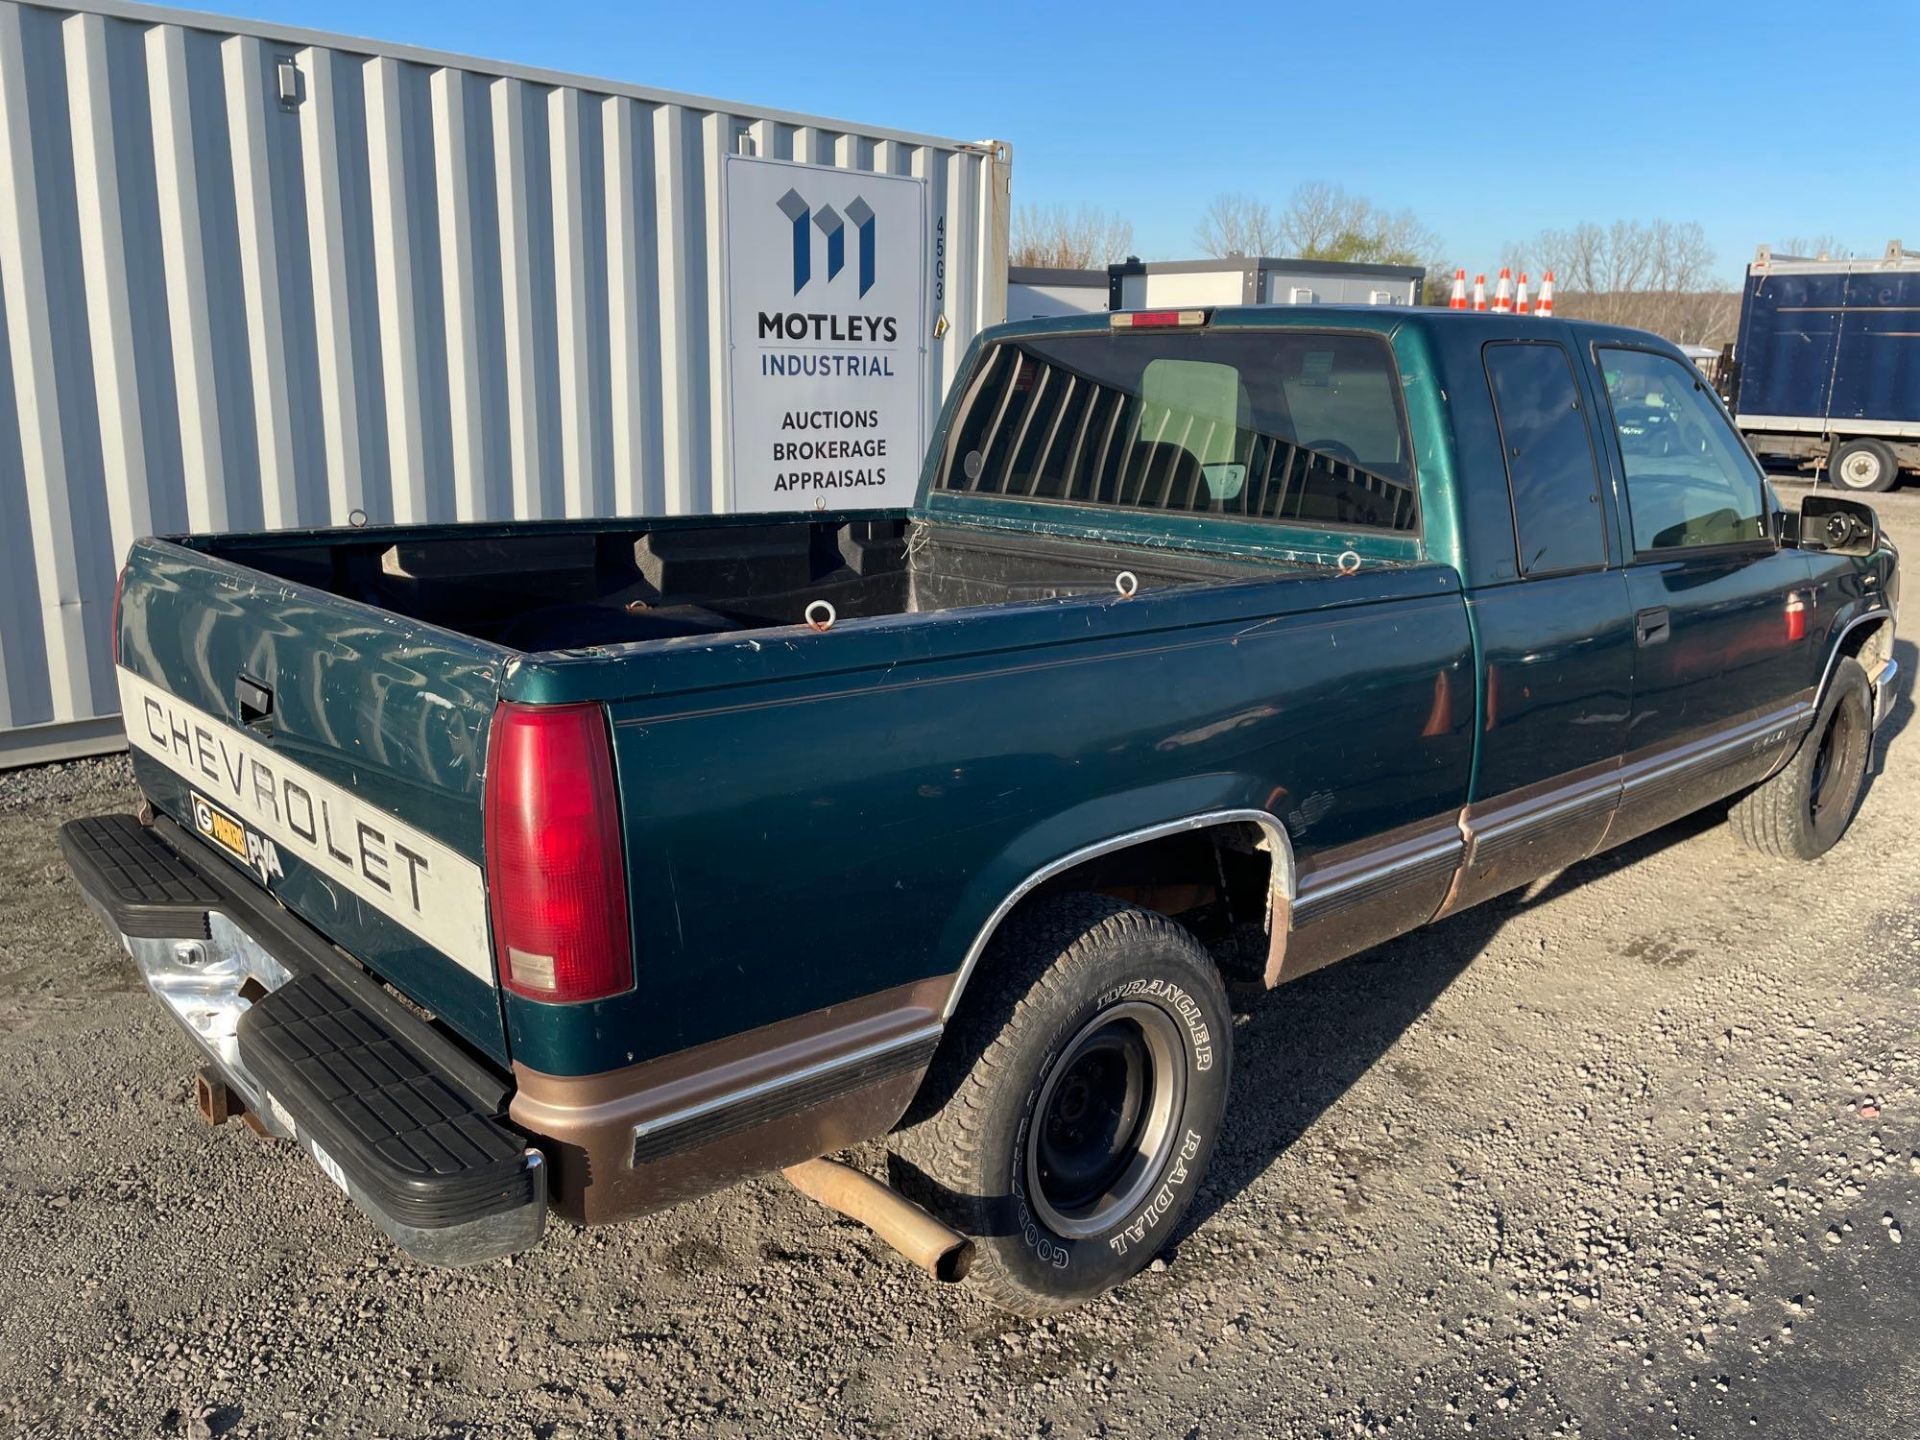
[
  {"xmin": 238, "ymin": 973, "xmax": 540, "ymax": 1238},
  {"xmin": 58, "ymin": 813, "xmax": 222, "ymax": 939}
]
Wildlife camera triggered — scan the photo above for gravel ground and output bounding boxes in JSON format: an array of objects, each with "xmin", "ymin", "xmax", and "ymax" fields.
[{"xmin": 1, "ymin": 482, "xmax": 1915, "ymax": 1440}]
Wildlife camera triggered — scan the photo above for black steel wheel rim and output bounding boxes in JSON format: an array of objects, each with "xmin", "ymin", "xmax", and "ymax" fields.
[
  {"xmin": 1026, "ymin": 1001, "xmax": 1185, "ymax": 1239},
  {"xmin": 1810, "ymin": 694, "xmax": 1865, "ymax": 826}
]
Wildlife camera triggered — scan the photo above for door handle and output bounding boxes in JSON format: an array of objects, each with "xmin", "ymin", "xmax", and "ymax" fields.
[
  {"xmin": 1634, "ymin": 606, "xmax": 1671, "ymax": 647},
  {"xmin": 236, "ymin": 674, "xmax": 274, "ymax": 730}
]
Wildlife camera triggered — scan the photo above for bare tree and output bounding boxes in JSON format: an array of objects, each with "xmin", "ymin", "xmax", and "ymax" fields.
[
  {"xmin": 1010, "ymin": 205, "xmax": 1135, "ymax": 269},
  {"xmin": 1531, "ymin": 218, "xmax": 1736, "ymax": 347},
  {"xmin": 1420, "ymin": 258, "xmax": 1461, "ymax": 307},
  {"xmin": 1273, "ymin": 181, "xmax": 1345, "ymax": 255},
  {"xmin": 1496, "ymin": 238, "xmax": 1534, "ymax": 279},
  {"xmin": 1275, "ymin": 182, "xmax": 1437, "ymax": 266},
  {"xmin": 1193, "ymin": 193, "xmax": 1282, "ymax": 258},
  {"xmin": 1198, "ymin": 180, "xmax": 1442, "ymax": 296}
]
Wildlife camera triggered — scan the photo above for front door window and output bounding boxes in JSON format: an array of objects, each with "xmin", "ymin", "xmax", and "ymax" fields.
[{"xmin": 1598, "ymin": 347, "xmax": 1766, "ymax": 553}]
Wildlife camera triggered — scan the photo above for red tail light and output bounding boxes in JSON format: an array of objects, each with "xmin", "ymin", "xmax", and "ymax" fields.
[
  {"xmin": 1110, "ymin": 309, "xmax": 1208, "ymax": 330},
  {"xmin": 484, "ymin": 702, "xmax": 633, "ymax": 1003}
]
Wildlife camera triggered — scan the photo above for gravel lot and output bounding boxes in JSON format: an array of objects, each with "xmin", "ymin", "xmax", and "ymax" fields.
[{"xmin": 1, "ymin": 481, "xmax": 1915, "ymax": 1440}]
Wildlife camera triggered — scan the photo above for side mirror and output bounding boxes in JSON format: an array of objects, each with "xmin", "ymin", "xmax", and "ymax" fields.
[
  {"xmin": 1801, "ymin": 494, "xmax": 1881, "ymax": 556},
  {"xmin": 1772, "ymin": 505, "xmax": 1800, "ymax": 546}
]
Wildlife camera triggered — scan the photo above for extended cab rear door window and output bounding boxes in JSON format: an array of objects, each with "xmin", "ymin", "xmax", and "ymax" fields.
[
  {"xmin": 1596, "ymin": 347, "xmax": 1767, "ymax": 553},
  {"xmin": 1482, "ymin": 341, "xmax": 1608, "ymax": 575},
  {"xmin": 941, "ymin": 330, "xmax": 1417, "ymax": 533}
]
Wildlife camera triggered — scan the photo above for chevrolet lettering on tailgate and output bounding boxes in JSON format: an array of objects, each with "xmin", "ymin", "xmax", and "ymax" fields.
[{"xmin": 116, "ymin": 668, "xmax": 491, "ymax": 983}]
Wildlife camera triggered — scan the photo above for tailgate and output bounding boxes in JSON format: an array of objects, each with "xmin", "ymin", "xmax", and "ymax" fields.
[{"xmin": 115, "ymin": 537, "xmax": 511, "ymax": 1062}]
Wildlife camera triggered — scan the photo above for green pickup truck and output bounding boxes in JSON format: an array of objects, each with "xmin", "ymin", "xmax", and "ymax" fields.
[{"xmin": 65, "ymin": 306, "xmax": 1899, "ymax": 1314}]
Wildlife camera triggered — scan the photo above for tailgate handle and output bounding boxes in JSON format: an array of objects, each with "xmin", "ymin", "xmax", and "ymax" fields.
[
  {"xmin": 236, "ymin": 675, "xmax": 274, "ymax": 730},
  {"xmin": 1634, "ymin": 606, "xmax": 1671, "ymax": 647}
]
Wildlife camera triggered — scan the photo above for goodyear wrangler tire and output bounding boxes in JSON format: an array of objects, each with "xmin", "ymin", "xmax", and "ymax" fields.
[{"xmin": 890, "ymin": 894, "xmax": 1232, "ymax": 1315}]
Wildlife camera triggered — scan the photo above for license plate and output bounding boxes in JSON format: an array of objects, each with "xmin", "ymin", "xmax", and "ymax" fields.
[
  {"xmin": 191, "ymin": 791, "xmax": 248, "ymax": 860},
  {"xmin": 190, "ymin": 791, "xmax": 284, "ymax": 884}
]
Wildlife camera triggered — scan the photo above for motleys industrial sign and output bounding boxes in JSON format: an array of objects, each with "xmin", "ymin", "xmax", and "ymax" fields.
[{"xmin": 725, "ymin": 156, "xmax": 927, "ymax": 512}]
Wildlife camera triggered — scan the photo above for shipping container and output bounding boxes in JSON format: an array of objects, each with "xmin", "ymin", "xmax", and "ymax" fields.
[
  {"xmin": 1728, "ymin": 241, "xmax": 1920, "ymax": 494},
  {"xmin": 1006, "ymin": 264, "xmax": 1106, "ymax": 320},
  {"xmin": 1007, "ymin": 256, "xmax": 1427, "ymax": 324},
  {"xmin": 1110, "ymin": 256, "xmax": 1424, "ymax": 310},
  {"xmin": 0, "ymin": 0, "xmax": 1011, "ymax": 765}
]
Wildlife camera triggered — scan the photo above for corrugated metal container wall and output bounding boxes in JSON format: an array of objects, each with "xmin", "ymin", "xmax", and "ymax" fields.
[
  {"xmin": 1734, "ymin": 264, "xmax": 1920, "ymax": 429},
  {"xmin": 0, "ymin": 0, "xmax": 1011, "ymax": 764}
]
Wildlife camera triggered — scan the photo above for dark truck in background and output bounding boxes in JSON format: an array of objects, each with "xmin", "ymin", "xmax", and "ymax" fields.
[
  {"xmin": 64, "ymin": 305, "xmax": 1900, "ymax": 1314},
  {"xmin": 1724, "ymin": 241, "xmax": 1920, "ymax": 492}
]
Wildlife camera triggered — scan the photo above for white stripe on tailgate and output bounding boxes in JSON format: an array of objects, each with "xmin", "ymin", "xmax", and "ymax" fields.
[{"xmin": 117, "ymin": 666, "xmax": 494, "ymax": 985}]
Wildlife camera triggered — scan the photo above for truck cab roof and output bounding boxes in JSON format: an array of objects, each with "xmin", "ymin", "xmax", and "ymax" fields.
[
  {"xmin": 929, "ymin": 305, "xmax": 1705, "ymax": 590},
  {"xmin": 976, "ymin": 303, "xmax": 1694, "ymax": 360}
]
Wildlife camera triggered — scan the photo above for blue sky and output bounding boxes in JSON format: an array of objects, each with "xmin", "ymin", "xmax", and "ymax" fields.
[{"xmin": 200, "ymin": 0, "xmax": 1918, "ymax": 286}]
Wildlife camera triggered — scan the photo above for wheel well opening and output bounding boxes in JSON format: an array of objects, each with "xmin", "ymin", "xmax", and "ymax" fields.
[
  {"xmin": 1026, "ymin": 821, "xmax": 1280, "ymax": 982},
  {"xmin": 1839, "ymin": 616, "xmax": 1892, "ymax": 677},
  {"xmin": 908, "ymin": 821, "xmax": 1286, "ymax": 1133}
]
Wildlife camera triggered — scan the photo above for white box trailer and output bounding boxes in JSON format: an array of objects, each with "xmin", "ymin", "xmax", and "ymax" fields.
[
  {"xmin": 1111, "ymin": 256, "xmax": 1424, "ymax": 309},
  {"xmin": 0, "ymin": 0, "xmax": 1010, "ymax": 765},
  {"xmin": 1006, "ymin": 265, "xmax": 1107, "ymax": 320}
]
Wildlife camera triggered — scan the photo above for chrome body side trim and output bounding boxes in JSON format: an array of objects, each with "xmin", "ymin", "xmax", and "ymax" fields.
[
  {"xmin": 1290, "ymin": 841, "xmax": 1464, "ymax": 934},
  {"xmin": 1471, "ymin": 777, "xmax": 1619, "ymax": 843},
  {"xmin": 1620, "ymin": 703, "xmax": 1813, "ymax": 795},
  {"xmin": 942, "ymin": 808, "xmax": 1295, "ymax": 1021},
  {"xmin": 1294, "ymin": 837, "xmax": 1462, "ymax": 908},
  {"xmin": 629, "ymin": 1020, "xmax": 946, "ymax": 1150}
]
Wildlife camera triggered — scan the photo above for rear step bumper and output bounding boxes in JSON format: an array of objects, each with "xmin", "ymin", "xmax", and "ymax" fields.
[{"xmin": 61, "ymin": 814, "xmax": 545, "ymax": 1266}]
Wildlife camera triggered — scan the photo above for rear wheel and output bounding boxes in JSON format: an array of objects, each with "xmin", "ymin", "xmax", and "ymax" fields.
[
  {"xmin": 1831, "ymin": 438, "xmax": 1899, "ymax": 493},
  {"xmin": 1731, "ymin": 656, "xmax": 1873, "ymax": 859},
  {"xmin": 891, "ymin": 894, "xmax": 1232, "ymax": 1315}
]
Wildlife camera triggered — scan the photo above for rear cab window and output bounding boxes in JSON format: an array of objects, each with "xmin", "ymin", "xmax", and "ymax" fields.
[
  {"xmin": 1482, "ymin": 341, "xmax": 1608, "ymax": 575},
  {"xmin": 939, "ymin": 329, "xmax": 1417, "ymax": 535}
]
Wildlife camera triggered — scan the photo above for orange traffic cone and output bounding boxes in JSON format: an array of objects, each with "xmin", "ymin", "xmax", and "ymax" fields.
[
  {"xmin": 1515, "ymin": 272, "xmax": 1531, "ymax": 315},
  {"xmin": 1537, "ymin": 270, "xmax": 1555, "ymax": 318},
  {"xmin": 1472, "ymin": 273, "xmax": 1487, "ymax": 311},
  {"xmin": 1492, "ymin": 266, "xmax": 1514, "ymax": 314},
  {"xmin": 1449, "ymin": 268, "xmax": 1467, "ymax": 310}
]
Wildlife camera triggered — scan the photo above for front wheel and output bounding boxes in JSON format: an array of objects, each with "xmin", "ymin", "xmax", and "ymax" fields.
[
  {"xmin": 890, "ymin": 894, "xmax": 1232, "ymax": 1315},
  {"xmin": 1731, "ymin": 656, "xmax": 1873, "ymax": 860},
  {"xmin": 1831, "ymin": 437, "xmax": 1899, "ymax": 493}
]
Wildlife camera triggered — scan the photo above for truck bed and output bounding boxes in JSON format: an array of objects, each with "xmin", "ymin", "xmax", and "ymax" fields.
[
  {"xmin": 124, "ymin": 506, "xmax": 1426, "ymax": 1066},
  {"xmin": 190, "ymin": 514, "xmax": 1292, "ymax": 653}
]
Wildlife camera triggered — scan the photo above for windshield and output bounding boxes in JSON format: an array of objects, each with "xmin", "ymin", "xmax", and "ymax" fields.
[{"xmin": 937, "ymin": 329, "xmax": 1417, "ymax": 534}]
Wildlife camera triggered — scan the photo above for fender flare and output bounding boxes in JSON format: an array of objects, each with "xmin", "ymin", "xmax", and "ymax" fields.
[
  {"xmin": 1816, "ymin": 607, "xmax": 1894, "ymax": 711},
  {"xmin": 938, "ymin": 802, "xmax": 1296, "ymax": 1021}
]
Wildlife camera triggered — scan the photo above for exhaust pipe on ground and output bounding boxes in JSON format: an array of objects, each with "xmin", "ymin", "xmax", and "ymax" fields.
[{"xmin": 782, "ymin": 1157, "xmax": 974, "ymax": 1283}]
